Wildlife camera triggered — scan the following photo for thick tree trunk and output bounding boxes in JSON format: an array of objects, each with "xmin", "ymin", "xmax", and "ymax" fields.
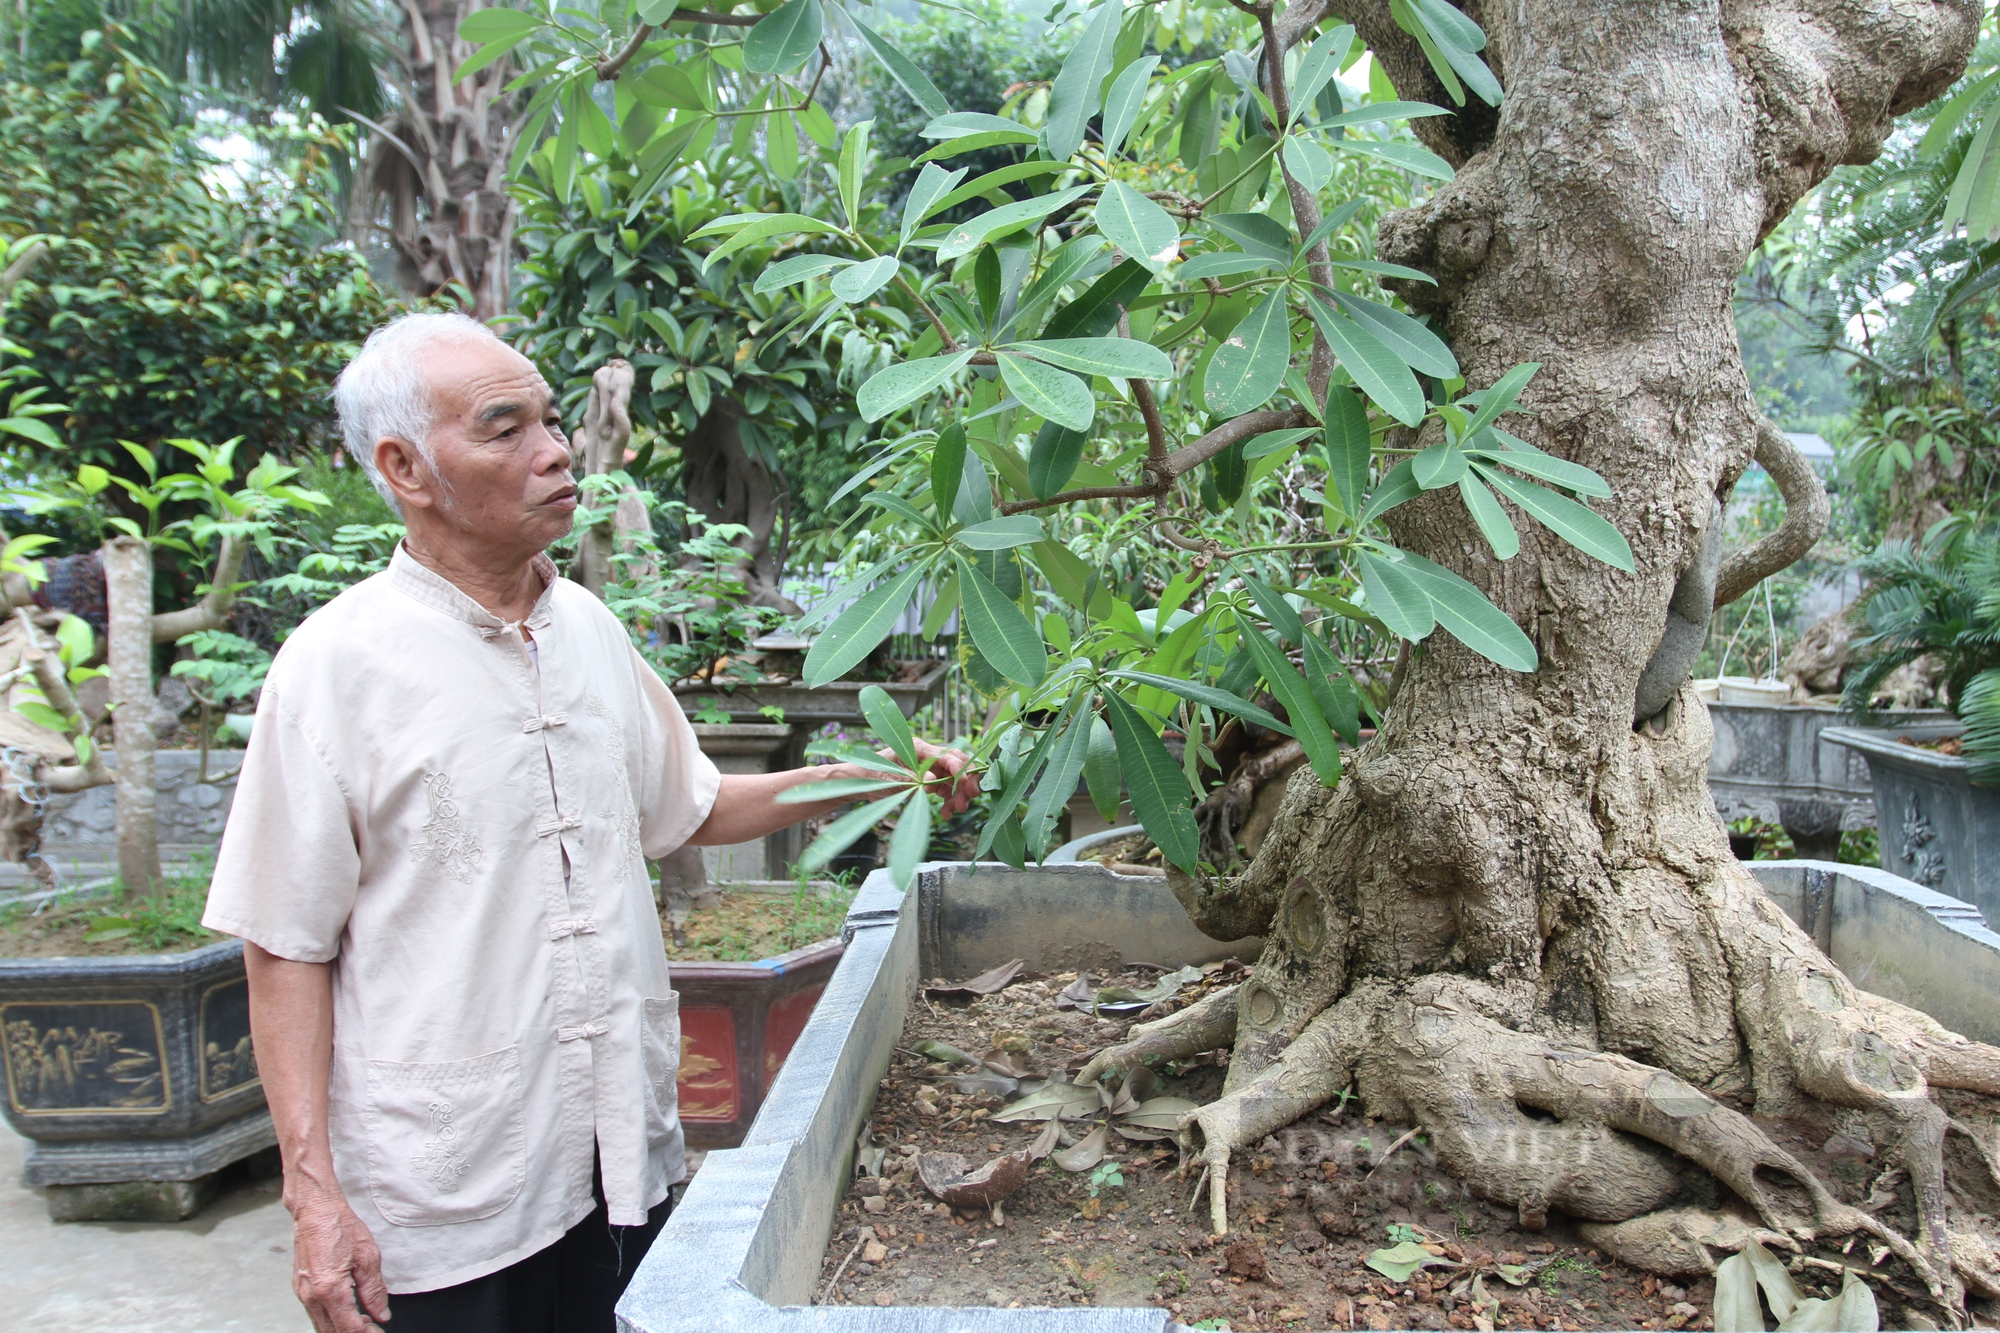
[
  {"xmin": 572, "ymin": 359, "xmax": 637, "ymax": 598},
  {"xmin": 102, "ymin": 536, "xmax": 161, "ymax": 896},
  {"xmin": 356, "ymin": 0, "xmax": 517, "ymax": 319},
  {"xmin": 680, "ymin": 404, "xmax": 804, "ymax": 615},
  {"xmin": 1088, "ymin": 0, "xmax": 2000, "ymax": 1312}
]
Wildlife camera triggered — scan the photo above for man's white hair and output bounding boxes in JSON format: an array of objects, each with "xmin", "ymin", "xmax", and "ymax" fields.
[{"xmin": 333, "ymin": 311, "xmax": 507, "ymax": 508}]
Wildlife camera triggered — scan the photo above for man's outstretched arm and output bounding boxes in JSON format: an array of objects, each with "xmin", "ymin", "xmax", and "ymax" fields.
[
  {"xmin": 245, "ymin": 944, "xmax": 392, "ymax": 1333},
  {"xmin": 687, "ymin": 738, "xmax": 979, "ymax": 846}
]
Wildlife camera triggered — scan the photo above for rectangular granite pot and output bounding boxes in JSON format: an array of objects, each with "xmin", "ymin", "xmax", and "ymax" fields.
[
  {"xmin": 617, "ymin": 861, "xmax": 1260, "ymax": 1333},
  {"xmin": 1823, "ymin": 721, "xmax": 1999, "ymax": 924}
]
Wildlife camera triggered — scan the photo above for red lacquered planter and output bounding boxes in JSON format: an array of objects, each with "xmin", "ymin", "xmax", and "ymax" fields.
[{"xmin": 669, "ymin": 937, "xmax": 844, "ymax": 1149}]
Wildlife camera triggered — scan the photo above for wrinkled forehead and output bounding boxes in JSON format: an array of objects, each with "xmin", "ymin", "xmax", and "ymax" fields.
[{"xmin": 422, "ymin": 338, "xmax": 554, "ymax": 425}]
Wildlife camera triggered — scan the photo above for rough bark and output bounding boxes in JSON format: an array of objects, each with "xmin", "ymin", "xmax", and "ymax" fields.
[
  {"xmin": 102, "ymin": 535, "xmax": 161, "ymax": 896},
  {"xmin": 572, "ymin": 359, "xmax": 637, "ymax": 598},
  {"xmin": 350, "ymin": 0, "xmax": 518, "ymax": 318},
  {"xmin": 680, "ymin": 404, "xmax": 804, "ymax": 615},
  {"xmin": 1084, "ymin": 0, "xmax": 2000, "ymax": 1315}
]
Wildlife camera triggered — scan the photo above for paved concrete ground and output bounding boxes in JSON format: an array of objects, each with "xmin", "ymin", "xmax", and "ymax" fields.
[{"xmin": 2, "ymin": 1122, "xmax": 308, "ymax": 1332}]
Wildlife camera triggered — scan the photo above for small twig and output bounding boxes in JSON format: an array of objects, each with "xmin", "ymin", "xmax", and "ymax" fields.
[
  {"xmin": 818, "ymin": 1233, "xmax": 868, "ymax": 1304},
  {"xmin": 998, "ymin": 484, "xmax": 1158, "ymax": 516},
  {"xmin": 1364, "ymin": 1125, "xmax": 1423, "ymax": 1179},
  {"xmin": 674, "ymin": 8, "xmax": 762, "ymax": 25},
  {"xmin": 594, "ymin": 23, "xmax": 654, "ymax": 80}
]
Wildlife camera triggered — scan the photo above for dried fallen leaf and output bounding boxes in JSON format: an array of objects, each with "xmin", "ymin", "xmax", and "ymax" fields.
[
  {"xmin": 941, "ymin": 1071, "xmax": 1020, "ymax": 1097},
  {"xmin": 924, "ymin": 958, "xmax": 1024, "ymax": 999},
  {"xmin": 907, "ymin": 1039, "xmax": 980, "ymax": 1066},
  {"xmin": 1026, "ymin": 1117, "xmax": 1063, "ymax": 1162},
  {"xmin": 1116, "ymin": 1095, "xmax": 1198, "ymax": 1132},
  {"xmin": 1108, "ymin": 1065, "xmax": 1160, "ymax": 1115},
  {"xmin": 1053, "ymin": 1123, "xmax": 1110, "ymax": 1172},
  {"xmin": 914, "ymin": 1149, "xmax": 1031, "ymax": 1209},
  {"xmin": 1092, "ymin": 965, "xmax": 1204, "ymax": 1013},
  {"xmin": 1365, "ymin": 1240, "xmax": 1461, "ymax": 1283},
  {"xmin": 990, "ymin": 1079, "xmax": 1101, "ymax": 1122},
  {"xmin": 1053, "ymin": 973, "xmax": 1097, "ymax": 1010}
]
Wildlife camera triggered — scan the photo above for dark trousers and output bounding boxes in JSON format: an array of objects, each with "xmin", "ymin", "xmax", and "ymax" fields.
[{"xmin": 384, "ymin": 1160, "xmax": 674, "ymax": 1333}]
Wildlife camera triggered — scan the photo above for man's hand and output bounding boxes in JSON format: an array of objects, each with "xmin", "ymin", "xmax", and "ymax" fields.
[
  {"xmin": 288, "ymin": 1181, "xmax": 391, "ymax": 1333},
  {"xmin": 907, "ymin": 738, "xmax": 980, "ymax": 816}
]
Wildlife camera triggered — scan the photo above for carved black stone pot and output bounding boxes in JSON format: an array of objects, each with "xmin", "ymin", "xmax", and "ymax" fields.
[{"xmin": 0, "ymin": 937, "xmax": 272, "ymax": 1219}]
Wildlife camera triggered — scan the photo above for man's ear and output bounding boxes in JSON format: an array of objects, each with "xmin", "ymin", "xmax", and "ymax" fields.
[{"xmin": 375, "ymin": 436, "xmax": 437, "ymax": 512}]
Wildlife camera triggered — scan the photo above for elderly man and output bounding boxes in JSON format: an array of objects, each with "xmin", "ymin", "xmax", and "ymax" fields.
[{"xmin": 202, "ymin": 312, "xmax": 973, "ymax": 1333}]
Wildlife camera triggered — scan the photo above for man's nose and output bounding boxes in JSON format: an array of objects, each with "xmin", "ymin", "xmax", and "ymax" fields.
[{"xmin": 535, "ymin": 423, "xmax": 573, "ymax": 473}]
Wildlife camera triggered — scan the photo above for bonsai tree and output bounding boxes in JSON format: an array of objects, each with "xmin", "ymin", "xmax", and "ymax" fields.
[
  {"xmin": 4, "ymin": 439, "xmax": 325, "ymax": 894},
  {"xmin": 482, "ymin": 0, "xmax": 2000, "ymax": 1314}
]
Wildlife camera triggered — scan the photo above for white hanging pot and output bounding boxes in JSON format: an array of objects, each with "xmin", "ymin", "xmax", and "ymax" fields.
[{"xmin": 1717, "ymin": 676, "xmax": 1791, "ymax": 707}]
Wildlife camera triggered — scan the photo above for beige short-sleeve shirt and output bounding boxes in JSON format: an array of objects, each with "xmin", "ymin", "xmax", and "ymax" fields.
[{"xmin": 203, "ymin": 545, "xmax": 721, "ymax": 1292}]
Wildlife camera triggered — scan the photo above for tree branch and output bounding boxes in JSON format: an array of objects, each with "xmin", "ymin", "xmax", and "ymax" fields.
[
  {"xmin": 674, "ymin": 9, "xmax": 762, "ymax": 26},
  {"xmin": 1160, "ymin": 408, "xmax": 1316, "ymax": 479},
  {"xmin": 1258, "ymin": 4, "xmax": 1337, "ymax": 401},
  {"xmin": 151, "ymin": 536, "xmax": 244, "ymax": 643},
  {"xmin": 14, "ymin": 610, "xmax": 112, "ymax": 793},
  {"xmin": 1712, "ymin": 419, "xmax": 1830, "ymax": 609},
  {"xmin": 998, "ymin": 484, "xmax": 1158, "ymax": 515},
  {"xmin": 595, "ymin": 23, "xmax": 654, "ymax": 80}
]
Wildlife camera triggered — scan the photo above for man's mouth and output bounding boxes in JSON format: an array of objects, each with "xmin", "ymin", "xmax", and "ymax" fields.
[{"xmin": 542, "ymin": 486, "xmax": 579, "ymax": 510}]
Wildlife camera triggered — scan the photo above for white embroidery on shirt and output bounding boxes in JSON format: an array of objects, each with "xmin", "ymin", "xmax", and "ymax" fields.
[
  {"xmin": 586, "ymin": 694, "xmax": 643, "ymax": 874},
  {"xmin": 585, "ymin": 693, "xmax": 626, "ymax": 767},
  {"xmin": 410, "ymin": 1100, "xmax": 471, "ymax": 1192},
  {"xmin": 411, "ymin": 772, "xmax": 483, "ymax": 883}
]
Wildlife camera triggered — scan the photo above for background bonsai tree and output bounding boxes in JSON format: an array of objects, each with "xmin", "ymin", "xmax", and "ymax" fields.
[
  {"xmin": 455, "ymin": 0, "xmax": 2000, "ymax": 1316},
  {"xmin": 4, "ymin": 439, "xmax": 325, "ymax": 895}
]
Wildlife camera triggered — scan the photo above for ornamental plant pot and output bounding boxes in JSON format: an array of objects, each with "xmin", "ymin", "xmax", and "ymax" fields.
[
  {"xmin": 617, "ymin": 862, "xmax": 1260, "ymax": 1333},
  {"xmin": 1704, "ymin": 703, "xmax": 1950, "ymax": 859},
  {"xmin": 1824, "ymin": 721, "xmax": 2000, "ymax": 924},
  {"xmin": 673, "ymin": 660, "xmax": 950, "ymax": 729},
  {"xmin": 0, "ymin": 937, "xmax": 273, "ymax": 1221},
  {"xmin": 671, "ymin": 936, "xmax": 844, "ymax": 1150}
]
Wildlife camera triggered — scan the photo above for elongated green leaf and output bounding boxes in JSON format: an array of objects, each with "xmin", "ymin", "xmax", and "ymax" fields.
[
  {"xmin": 1028, "ymin": 421, "xmax": 1087, "ymax": 498},
  {"xmin": 1361, "ymin": 456, "xmax": 1422, "ymax": 523},
  {"xmin": 850, "ymin": 12, "xmax": 950, "ymax": 119},
  {"xmin": 1412, "ymin": 441, "xmax": 1468, "ymax": 489},
  {"xmin": 1101, "ymin": 691, "xmax": 1198, "ymax": 872},
  {"xmin": 1305, "ymin": 294, "xmax": 1425, "ymax": 426},
  {"xmin": 1463, "ymin": 362, "xmax": 1539, "ymax": 435},
  {"xmin": 955, "ymin": 516, "xmax": 1047, "ymax": 550},
  {"xmin": 743, "ymin": 0, "xmax": 821, "ymax": 73},
  {"xmin": 1095, "ymin": 179, "xmax": 1180, "ymax": 273},
  {"xmin": 1105, "ymin": 671, "xmax": 1293, "ymax": 735},
  {"xmin": 977, "ymin": 723, "xmax": 1058, "ymax": 857},
  {"xmin": 695, "ymin": 212, "xmax": 843, "ymax": 269},
  {"xmin": 795, "ymin": 553, "xmax": 901, "ymax": 631},
  {"xmin": 1204, "ymin": 287, "xmax": 1291, "ymax": 415},
  {"xmin": 752, "ymin": 254, "xmax": 851, "ymax": 296},
  {"xmin": 956, "ymin": 557, "xmax": 1047, "ymax": 685},
  {"xmin": 803, "ymin": 562, "xmax": 932, "ymax": 686},
  {"xmin": 857, "ymin": 351, "xmax": 975, "ymax": 421},
  {"xmin": 1041, "ymin": 259, "xmax": 1150, "ymax": 340},
  {"xmin": 1394, "ymin": 550, "xmax": 1537, "ymax": 670},
  {"xmin": 1458, "ymin": 472, "xmax": 1519, "ymax": 559},
  {"xmin": 1329, "ymin": 257, "xmax": 1437, "ymax": 284},
  {"xmin": 1305, "ymin": 101, "xmax": 1454, "ymax": 133},
  {"xmin": 1180, "ymin": 253, "xmax": 1279, "ymax": 280},
  {"xmin": 1101, "ymin": 56, "xmax": 1159, "ymax": 157},
  {"xmin": 1301, "ymin": 635, "xmax": 1361, "ymax": 745},
  {"xmin": 1244, "ymin": 427, "xmax": 1317, "ymax": 460},
  {"xmin": 1240, "ymin": 572, "xmax": 1305, "ymax": 644},
  {"xmin": 831, "ymin": 255, "xmax": 899, "ymax": 303},
  {"xmin": 460, "ymin": 8, "xmax": 539, "ymax": 42},
  {"xmin": 860, "ymin": 683, "xmax": 919, "ymax": 769},
  {"xmin": 936, "ymin": 186, "xmax": 1093, "ymax": 263},
  {"xmin": 827, "ymin": 438, "xmax": 923, "ymax": 509},
  {"xmin": 997, "ymin": 355, "xmax": 1094, "ymax": 430},
  {"xmin": 930, "ymin": 422, "xmax": 966, "ymax": 514},
  {"xmin": 1467, "ymin": 432, "xmax": 1612, "ymax": 497},
  {"xmin": 1083, "ymin": 715, "xmax": 1121, "ymax": 821},
  {"xmin": 887, "ymin": 788, "xmax": 932, "ymax": 891},
  {"xmin": 1358, "ymin": 551, "xmax": 1435, "ymax": 641},
  {"xmin": 800, "ymin": 791, "xmax": 911, "ymax": 872},
  {"xmin": 1033, "ymin": 540, "xmax": 1111, "ymax": 617},
  {"xmin": 1234, "ymin": 622, "xmax": 1343, "ymax": 784},
  {"xmin": 1025, "ymin": 701, "xmax": 1092, "ymax": 857},
  {"xmin": 1043, "ymin": 0, "xmax": 1122, "ymax": 162},
  {"xmin": 928, "ymin": 161, "xmax": 1071, "ymax": 223},
  {"xmin": 1004, "ymin": 336, "xmax": 1172, "ymax": 380},
  {"xmin": 1282, "ymin": 135, "xmax": 1335, "ymax": 191},
  {"xmin": 627, "ymin": 65, "xmax": 709, "ymax": 110},
  {"xmin": 774, "ymin": 775, "xmax": 907, "ymax": 804},
  {"xmin": 1206, "ymin": 212, "xmax": 1291, "ymax": 264},
  {"xmin": 919, "ymin": 111, "xmax": 1036, "ymax": 140},
  {"xmin": 1324, "ymin": 386, "xmax": 1371, "ymax": 515},
  {"xmin": 839, "ymin": 119, "xmax": 872, "ymax": 227},
  {"xmin": 1327, "ymin": 137, "xmax": 1454, "ymax": 180},
  {"xmin": 1476, "ymin": 466, "xmax": 1635, "ymax": 571},
  {"xmin": 1290, "ymin": 24, "xmax": 1355, "ymax": 121},
  {"xmin": 1331, "ymin": 291, "xmax": 1458, "ymax": 378},
  {"xmin": 902, "ymin": 163, "xmax": 967, "ymax": 247},
  {"xmin": 916, "ymin": 130, "xmax": 1042, "ymax": 164}
]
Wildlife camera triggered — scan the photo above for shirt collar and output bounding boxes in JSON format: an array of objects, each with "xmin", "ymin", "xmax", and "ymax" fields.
[{"xmin": 389, "ymin": 542, "xmax": 560, "ymax": 636}]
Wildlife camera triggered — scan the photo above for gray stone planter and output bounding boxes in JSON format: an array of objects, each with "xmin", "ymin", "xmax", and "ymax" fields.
[
  {"xmin": 673, "ymin": 660, "xmax": 950, "ymax": 729},
  {"xmin": 618, "ymin": 859, "xmax": 2000, "ymax": 1332},
  {"xmin": 1824, "ymin": 721, "xmax": 1998, "ymax": 922},
  {"xmin": 618, "ymin": 862, "xmax": 1259, "ymax": 1333},
  {"xmin": 0, "ymin": 937, "xmax": 273, "ymax": 1220},
  {"xmin": 1703, "ymin": 703, "xmax": 1902, "ymax": 858}
]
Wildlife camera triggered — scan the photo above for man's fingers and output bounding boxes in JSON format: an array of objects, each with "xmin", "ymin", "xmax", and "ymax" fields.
[{"xmin": 352, "ymin": 1234, "xmax": 391, "ymax": 1322}]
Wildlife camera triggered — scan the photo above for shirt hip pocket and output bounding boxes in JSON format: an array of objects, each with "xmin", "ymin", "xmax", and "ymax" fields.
[
  {"xmin": 362, "ymin": 1045, "xmax": 526, "ymax": 1227},
  {"xmin": 640, "ymin": 995, "xmax": 681, "ymax": 1141}
]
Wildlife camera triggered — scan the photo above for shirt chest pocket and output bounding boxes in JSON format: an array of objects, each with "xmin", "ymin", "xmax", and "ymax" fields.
[{"xmin": 362, "ymin": 1045, "xmax": 527, "ymax": 1227}]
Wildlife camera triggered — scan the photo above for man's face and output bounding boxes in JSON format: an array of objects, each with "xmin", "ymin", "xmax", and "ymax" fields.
[{"xmin": 384, "ymin": 338, "xmax": 577, "ymax": 558}]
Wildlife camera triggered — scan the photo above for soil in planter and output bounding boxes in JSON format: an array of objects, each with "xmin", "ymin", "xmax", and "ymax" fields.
[
  {"xmin": 0, "ymin": 875, "xmax": 218, "ymax": 958},
  {"xmin": 1077, "ymin": 832, "xmax": 1168, "ymax": 876},
  {"xmin": 1898, "ymin": 734, "xmax": 1966, "ymax": 757},
  {"xmin": 817, "ymin": 967, "xmax": 2000, "ymax": 1330},
  {"xmin": 659, "ymin": 883, "xmax": 855, "ymax": 962}
]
